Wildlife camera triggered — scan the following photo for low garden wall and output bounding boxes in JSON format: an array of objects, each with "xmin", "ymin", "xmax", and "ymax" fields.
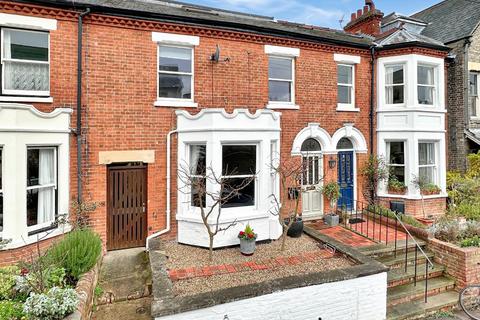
[
  {"xmin": 428, "ymin": 238, "xmax": 480, "ymax": 289},
  {"xmin": 65, "ymin": 256, "xmax": 102, "ymax": 320},
  {"xmin": 150, "ymin": 227, "xmax": 389, "ymax": 320}
]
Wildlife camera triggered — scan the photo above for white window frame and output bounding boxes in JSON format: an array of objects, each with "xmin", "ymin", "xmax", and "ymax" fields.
[
  {"xmin": 156, "ymin": 44, "xmax": 195, "ymax": 106},
  {"xmin": 26, "ymin": 146, "xmax": 57, "ymax": 232},
  {"xmin": 267, "ymin": 55, "xmax": 296, "ymax": 106},
  {"xmin": 470, "ymin": 72, "xmax": 480, "ymax": 118},
  {"xmin": 386, "ymin": 141, "xmax": 406, "ymax": 184},
  {"xmin": 220, "ymin": 143, "xmax": 258, "ymax": 209},
  {"xmin": 1, "ymin": 28, "xmax": 51, "ymax": 97},
  {"xmin": 188, "ymin": 143, "xmax": 206, "ymax": 209},
  {"xmin": 337, "ymin": 63, "xmax": 356, "ymax": 111},
  {"xmin": 385, "ymin": 64, "xmax": 406, "ymax": 106},
  {"xmin": 418, "ymin": 141, "xmax": 438, "ymax": 185},
  {"xmin": 417, "ymin": 64, "xmax": 436, "ymax": 106}
]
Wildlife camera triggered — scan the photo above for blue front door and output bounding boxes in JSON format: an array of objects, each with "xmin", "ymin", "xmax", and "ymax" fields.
[{"xmin": 337, "ymin": 151, "xmax": 354, "ymax": 211}]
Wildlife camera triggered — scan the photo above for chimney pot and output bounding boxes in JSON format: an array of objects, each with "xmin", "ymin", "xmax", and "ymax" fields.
[
  {"xmin": 351, "ymin": 12, "xmax": 357, "ymax": 21},
  {"xmin": 357, "ymin": 9, "xmax": 363, "ymax": 17},
  {"xmin": 364, "ymin": 5, "xmax": 369, "ymax": 14}
]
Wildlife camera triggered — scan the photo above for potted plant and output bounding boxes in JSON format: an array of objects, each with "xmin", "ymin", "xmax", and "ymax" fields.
[
  {"xmin": 322, "ymin": 182, "xmax": 341, "ymax": 226},
  {"xmin": 238, "ymin": 224, "xmax": 257, "ymax": 256},
  {"xmin": 412, "ymin": 175, "xmax": 441, "ymax": 223},
  {"xmin": 388, "ymin": 175, "xmax": 407, "ymax": 195},
  {"xmin": 285, "ymin": 214, "xmax": 304, "ymax": 238},
  {"xmin": 421, "ymin": 183, "xmax": 441, "ymax": 196}
]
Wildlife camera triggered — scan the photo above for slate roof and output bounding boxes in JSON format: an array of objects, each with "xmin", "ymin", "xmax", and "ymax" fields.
[
  {"xmin": 382, "ymin": 12, "xmax": 427, "ymax": 27},
  {"xmin": 412, "ymin": 0, "xmax": 480, "ymax": 44},
  {"xmin": 37, "ymin": 0, "xmax": 372, "ymax": 48},
  {"xmin": 375, "ymin": 28, "xmax": 446, "ymax": 48}
]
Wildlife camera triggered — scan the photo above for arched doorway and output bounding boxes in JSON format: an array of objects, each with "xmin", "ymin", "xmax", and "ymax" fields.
[
  {"xmin": 337, "ymin": 138, "xmax": 355, "ymax": 211},
  {"xmin": 300, "ymin": 138, "xmax": 323, "ymax": 218}
]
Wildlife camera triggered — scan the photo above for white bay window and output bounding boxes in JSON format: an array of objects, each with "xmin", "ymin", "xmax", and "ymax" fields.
[
  {"xmin": 385, "ymin": 65, "xmax": 405, "ymax": 105},
  {"xmin": 189, "ymin": 144, "xmax": 206, "ymax": 208},
  {"xmin": 418, "ymin": 142, "xmax": 437, "ymax": 184},
  {"xmin": 418, "ymin": 65, "xmax": 435, "ymax": 105},
  {"xmin": 1, "ymin": 28, "xmax": 50, "ymax": 96}
]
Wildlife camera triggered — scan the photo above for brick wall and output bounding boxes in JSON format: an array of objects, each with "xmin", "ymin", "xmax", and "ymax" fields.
[
  {"xmin": 378, "ymin": 197, "xmax": 447, "ymax": 218},
  {"xmin": 157, "ymin": 272, "xmax": 387, "ymax": 320},
  {"xmin": 428, "ymin": 238, "xmax": 480, "ymax": 289}
]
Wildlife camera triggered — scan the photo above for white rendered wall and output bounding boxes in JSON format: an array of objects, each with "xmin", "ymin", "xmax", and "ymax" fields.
[{"xmin": 157, "ymin": 272, "xmax": 388, "ymax": 320}]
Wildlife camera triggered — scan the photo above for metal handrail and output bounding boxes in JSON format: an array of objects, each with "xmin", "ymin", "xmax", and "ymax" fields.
[{"xmin": 338, "ymin": 198, "xmax": 434, "ymax": 303}]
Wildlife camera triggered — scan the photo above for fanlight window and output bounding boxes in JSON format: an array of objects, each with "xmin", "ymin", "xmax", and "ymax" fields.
[
  {"xmin": 301, "ymin": 138, "xmax": 321, "ymax": 152},
  {"xmin": 337, "ymin": 138, "xmax": 353, "ymax": 150}
]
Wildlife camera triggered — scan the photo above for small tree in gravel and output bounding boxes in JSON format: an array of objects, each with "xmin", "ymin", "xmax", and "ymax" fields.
[
  {"xmin": 269, "ymin": 156, "xmax": 313, "ymax": 252},
  {"xmin": 178, "ymin": 163, "xmax": 255, "ymax": 261},
  {"xmin": 362, "ymin": 155, "xmax": 389, "ymax": 205}
]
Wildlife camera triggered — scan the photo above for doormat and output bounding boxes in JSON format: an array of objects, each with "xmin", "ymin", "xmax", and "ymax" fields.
[{"xmin": 349, "ymin": 218, "xmax": 365, "ymax": 224}]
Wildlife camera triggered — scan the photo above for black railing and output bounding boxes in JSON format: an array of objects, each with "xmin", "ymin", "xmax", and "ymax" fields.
[{"xmin": 337, "ymin": 198, "xmax": 434, "ymax": 303}]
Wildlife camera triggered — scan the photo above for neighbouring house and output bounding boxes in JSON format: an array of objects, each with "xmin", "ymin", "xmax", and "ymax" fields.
[
  {"xmin": 410, "ymin": 0, "xmax": 480, "ymax": 172},
  {"xmin": 0, "ymin": 0, "xmax": 448, "ymax": 265}
]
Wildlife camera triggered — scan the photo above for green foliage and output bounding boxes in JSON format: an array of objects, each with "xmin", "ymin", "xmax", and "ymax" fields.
[
  {"xmin": 367, "ymin": 204, "xmax": 426, "ymax": 229},
  {"xmin": 0, "ymin": 300, "xmax": 25, "ymax": 320},
  {"xmin": 430, "ymin": 217, "xmax": 480, "ymax": 245},
  {"xmin": 45, "ymin": 229, "xmax": 101, "ymax": 280},
  {"xmin": 422, "ymin": 183, "xmax": 441, "ymax": 193},
  {"xmin": 453, "ymin": 203, "xmax": 480, "ymax": 220},
  {"xmin": 23, "ymin": 287, "xmax": 78, "ymax": 320},
  {"xmin": 0, "ymin": 266, "xmax": 20, "ymax": 300},
  {"xmin": 361, "ymin": 155, "xmax": 389, "ymax": 205},
  {"xmin": 467, "ymin": 152, "xmax": 480, "ymax": 178},
  {"xmin": 460, "ymin": 236, "xmax": 480, "ymax": 248},
  {"xmin": 238, "ymin": 224, "xmax": 257, "ymax": 241},
  {"xmin": 321, "ymin": 182, "xmax": 341, "ymax": 202},
  {"xmin": 446, "ymin": 167, "xmax": 480, "ymax": 220},
  {"xmin": 388, "ymin": 175, "xmax": 407, "ymax": 192},
  {"xmin": 94, "ymin": 285, "xmax": 103, "ymax": 299}
]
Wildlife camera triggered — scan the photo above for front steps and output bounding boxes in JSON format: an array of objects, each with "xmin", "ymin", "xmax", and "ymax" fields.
[{"xmin": 360, "ymin": 240, "xmax": 459, "ymax": 320}]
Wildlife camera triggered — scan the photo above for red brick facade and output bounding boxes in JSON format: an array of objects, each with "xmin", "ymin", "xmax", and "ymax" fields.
[{"xmin": 0, "ymin": 1, "xmax": 448, "ymax": 263}]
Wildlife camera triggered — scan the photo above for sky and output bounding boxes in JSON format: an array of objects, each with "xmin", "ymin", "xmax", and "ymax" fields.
[{"xmin": 183, "ymin": 0, "xmax": 442, "ymax": 30}]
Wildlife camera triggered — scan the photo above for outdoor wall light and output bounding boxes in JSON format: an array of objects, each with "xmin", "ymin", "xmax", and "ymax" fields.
[{"xmin": 328, "ymin": 157, "xmax": 337, "ymax": 169}]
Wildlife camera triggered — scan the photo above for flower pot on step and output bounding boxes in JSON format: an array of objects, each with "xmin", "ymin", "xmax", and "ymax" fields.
[
  {"xmin": 324, "ymin": 214, "xmax": 339, "ymax": 227},
  {"xmin": 239, "ymin": 238, "xmax": 256, "ymax": 256}
]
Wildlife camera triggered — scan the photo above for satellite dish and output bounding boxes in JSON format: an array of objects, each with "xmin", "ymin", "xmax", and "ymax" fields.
[{"xmin": 211, "ymin": 45, "xmax": 220, "ymax": 62}]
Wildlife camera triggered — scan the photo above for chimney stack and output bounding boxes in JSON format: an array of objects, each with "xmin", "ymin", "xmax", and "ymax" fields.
[{"xmin": 344, "ymin": 0, "xmax": 383, "ymax": 36}]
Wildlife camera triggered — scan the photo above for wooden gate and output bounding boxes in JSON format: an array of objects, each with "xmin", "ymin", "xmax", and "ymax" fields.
[{"xmin": 107, "ymin": 164, "xmax": 147, "ymax": 250}]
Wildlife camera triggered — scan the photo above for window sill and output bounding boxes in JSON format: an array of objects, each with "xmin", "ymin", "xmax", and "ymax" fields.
[
  {"xmin": 154, "ymin": 100, "xmax": 198, "ymax": 108},
  {"xmin": 265, "ymin": 103, "xmax": 300, "ymax": 110},
  {"xmin": 0, "ymin": 96, "xmax": 53, "ymax": 103},
  {"xmin": 337, "ymin": 106, "xmax": 360, "ymax": 112}
]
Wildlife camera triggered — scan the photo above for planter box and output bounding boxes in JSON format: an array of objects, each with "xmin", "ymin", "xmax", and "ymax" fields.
[
  {"xmin": 388, "ymin": 188, "xmax": 407, "ymax": 195},
  {"xmin": 421, "ymin": 190, "xmax": 441, "ymax": 196},
  {"xmin": 416, "ymin": 217, "xmax": 435, "ymax": 227},
  {"xmin": 64, "ymin": 256, "xmax": 102, "ymax": 320},
  {"xmin": 324, "ymin": 214, "xmax": 339, "ymax": 227}
]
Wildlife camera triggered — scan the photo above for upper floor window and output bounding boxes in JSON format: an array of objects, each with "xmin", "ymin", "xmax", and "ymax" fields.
[
  {"xmin": 387, "ymin": 141, "xmax": 405, "ymax": 183},
  {"xmin": 158, "ymin": 45, "xmax": 193, "ymax": 100},
  {"xmin": 470, "ymin": 72, "xmax": 479, "ymax": 117},
  {"xmin": 26, "ymin": 147, "xmax": 57, "ymax": 230},
  {"xmin": 268, "ymin": 56, "xmax": 294, "ymax": 103},
  {"xmin": 418, "ymin": 65, "xmax": 435, "ymax": 105},
  {"xmin": 337, "ymin": 64, "xmax": 354, "ymax": 108},
  {"xmin": 1, "ymin": 28, "xmax": 50, "ymax": 96},
  {"xmin": 385, "ymin": 65, "xmax": 405, "ymax": 105},
  {"xmin": 418, "ymin": 142, "xmax": 436, "ymax": 184}
]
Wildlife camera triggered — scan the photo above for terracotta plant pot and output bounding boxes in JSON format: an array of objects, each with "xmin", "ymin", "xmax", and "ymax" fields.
[
  {"xmin": 239, "ymin": 238, "xmax": 256, "ymax": 256},
  {"xmin": 421, "ymin": 190, "xmax": 441, "ymax": 196},
  {"xmin": 417, "ymin": 217, "xmax": 435, "ymax": 227},
  {"xmin": 388, "ymin": 187, "xmax": 407, "ymax": 195}
]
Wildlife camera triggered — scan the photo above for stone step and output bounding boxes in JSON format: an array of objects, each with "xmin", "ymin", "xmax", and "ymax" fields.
[
  {"xmin": 387, "ymin": 291, "xmax": 459, "ymax": 320},
  {"xmin": 360, "ymin": 239, "xmax": 427, "ymax": 258},
  {"xmin": 388, "ymin": 263, "xmax": 445, "ymax": 288},
  {"xmin": 387, "ymin": 276, "xmax": 456, "ymax": 307},
  {"xmin": 379, "ymin": 251, "xmax": 435, "ymax": 269}
]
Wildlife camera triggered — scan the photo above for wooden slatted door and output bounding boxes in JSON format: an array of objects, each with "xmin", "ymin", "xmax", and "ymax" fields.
[{"xmin": 107, "ymin": 164, "xmax": 147, "ymax": 250}]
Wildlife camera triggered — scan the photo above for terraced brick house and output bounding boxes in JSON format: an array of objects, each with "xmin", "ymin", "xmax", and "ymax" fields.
[
  {"xmin": 411, "ymin": 0, "xmax": 480, "ymax": 172},
  {"xmin": 0, "ymin": 0, "xmax": 449, "ymax": 265}
]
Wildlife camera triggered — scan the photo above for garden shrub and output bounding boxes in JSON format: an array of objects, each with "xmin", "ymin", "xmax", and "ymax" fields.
[
  {"xmin": 15, "ymin": 266, "xmax": 66, "ymax": 296},
  {"xmin": 429, "ymin": 218, "xmax": 461, "ymax": 243},
  {"xmin": 23, "ymin": 287, "xmax": 78, "ymax": 320},
  {"xmin": 45, "ymin": 229, "xmax": 101, "ymax": 280},
  {"xmin": 367, "ymin": 204, "xmax": 426, "ymax": 229},
  {"xmin": 460, "ymin": 236, "xmax": 480, "ymax": 248},
  {"xmin": 0, "ymin": 266, "xmax": 19, "ymax": 300},
  {"xmin": 0, "ymin": 300, "xmax": 25, "ymax": 320}
]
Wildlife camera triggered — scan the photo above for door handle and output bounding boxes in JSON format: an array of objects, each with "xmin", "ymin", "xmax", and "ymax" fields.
[{"xmin": 142, "ymin": 203, "xmax": 146, "ymax": 213}]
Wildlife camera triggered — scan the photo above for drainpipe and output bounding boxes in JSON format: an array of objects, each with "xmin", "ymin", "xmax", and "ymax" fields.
[
  {"xmin": 76, "ymin": 8, "xmax": 90, "ymax": 203},
  {"xmin": 464, "ymin": 38, "xmax": 471, "ymax": 129},
  {"xmin": 369, "ymin": 45, "xmax": 376, "ymax": 155},
  {"xmin": 146, "ymin": 129, "xmax": 177, "ymax": 250}
]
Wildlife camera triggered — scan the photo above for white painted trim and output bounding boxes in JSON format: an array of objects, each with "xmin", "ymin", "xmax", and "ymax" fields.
[
  {"xmin": 264, "ymin": 45, "xmax": 300, "ymax": 57},
  {"xmin": 154, "ymin": 100, "xmax": 198, "ymax": 108},
  {"xmin": 337, "ymin": 106, "xmax": 360, "ymax": 112},
  {"xmin": 151, "ymin": 32, "xmax": 199, "ymax": 46},
  {"xmin": 334, "ymin": 53, "xmax": 361, "ymax": 64},
  {"xmin": 0, "ymin": 13, "xmax": 57, "ymax": 31},
  {"xmin": 332, "ymin": 125, "xmax": 368, "ymax": 154},
  {"xmin": 265, "ymin": 103, "xmax": 299, "ymax": 110},
  {"xmin": 0, "ymin": 96, "xmax": 53, "ymax": 103}
]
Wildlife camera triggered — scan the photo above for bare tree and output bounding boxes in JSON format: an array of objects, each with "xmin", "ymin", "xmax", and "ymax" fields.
[
  {"xmin": 269, "ymin": 156, "xmax": 314, "ymax": 251},
  {"xmin": 178, "ymin": 163, "xmax": 255, "ymax": 261}
]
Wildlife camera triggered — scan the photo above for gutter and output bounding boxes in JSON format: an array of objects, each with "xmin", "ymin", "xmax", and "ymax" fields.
[{"xmin": 77, "ymin": 8, "xmax": 91, "ymax": 203}]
